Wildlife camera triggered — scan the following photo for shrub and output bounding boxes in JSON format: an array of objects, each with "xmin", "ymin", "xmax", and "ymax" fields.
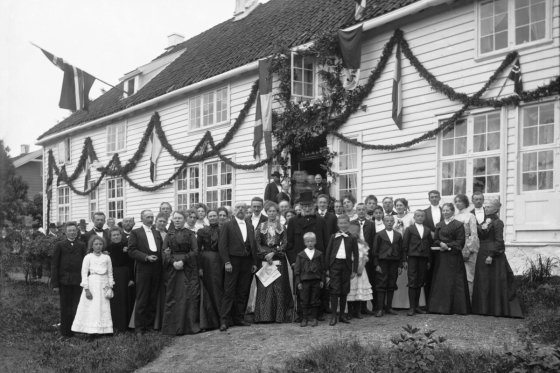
[
  {"xmin": 386, "ymin": 324, "xmax": 446, "ymax": 372},
  {"xmin": 521, "ymin": 255, "xmax": 559, "ymax": 286}
]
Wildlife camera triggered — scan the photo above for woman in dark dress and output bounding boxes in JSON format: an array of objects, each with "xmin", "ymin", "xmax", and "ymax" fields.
[
  {"xmin": 106, "ymin": 227, "xmax": 133, "ymax": 333},
  {"xmin": 161, "ymin": 210, "xmax": 219, "ymax": 335},
  {"xmin": 471, "ymin": 200, "xmax": 523, "ymax": 318},
  {"xmin": 197, "ymin": 209, "xmax": 223, "ymax": 320},
  {"xmin": 254, "ymin": 202, "xmax": 293, "ymax": 323},
  {"xmin": 428, "ymin": 203, "xmax": 470, "ymax": 315}
]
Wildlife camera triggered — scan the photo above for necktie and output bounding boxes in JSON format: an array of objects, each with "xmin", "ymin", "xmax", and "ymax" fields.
[{"xmin": 94, "ymin": 228, "xmax": 103, "ymax": 233}]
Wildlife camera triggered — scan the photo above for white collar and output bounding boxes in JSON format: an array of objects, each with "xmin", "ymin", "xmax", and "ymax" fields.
[
  {"xmin": 143, "ymin": 224, "xmax": 152, "ymax": 231},
  {"xmin": 252, "ymin": 214, "xmax": 261, "ymax": 220},
  {"xmin": 235, "ymin": 217, "xmax": 245, "ymax": 224},
  {"xmin": 474, "ymin": 207, "xmax": 484, "ymax": 211},
  {"xmin": 431, "ymin": 205, "xmax": 440, "ymax": 209}
]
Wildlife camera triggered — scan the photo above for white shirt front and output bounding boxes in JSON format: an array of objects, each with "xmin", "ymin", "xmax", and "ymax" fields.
[
  {"xmin": 317, "ymin": 209, "xmax": 327, "ymax": 217},
  {"xmin": 251, "ymin": 214, "xmax": 261, "ymax": 229},
  {"xmin": 276, "ymin": 183, "xmax": 282, "ymax": 194},
  {"xmin": 415, "ymin": 223, "xmax": 424, "ymax": 237},
  {"xmin": 386, "ymin": 230, "xmax": 394, "ymax": 243},
  {"xmin": 143, "ymin": 225, "xmax": 157, "ymax": 252},
  {"xmin": 304, "ymin": 248, "xmax": 315, "ymax": 260},
  {"xmin": 474, "ymin": 207, "xmax": 485, "ymax": 224},
  {"xmin": 375, "ymin": 219, "xmax": 385, "ymax": 232},
  {"xmin": 95, "ymin": 229, "xmax": 104, "ymax": 238},
  {"xmin": 357, "ymin": 219, "xmax": 366, "ymax": 240},
  {"xmin": 335, "ymin": 234, "xmax": 347, "ymax": 259},
  {"xmin": 431, "ymin": 205, "xmax": 441, "ymax": 225},
  {"xmin": 235, "ymin": 217, "xmax": 248, "ymax": 241}
]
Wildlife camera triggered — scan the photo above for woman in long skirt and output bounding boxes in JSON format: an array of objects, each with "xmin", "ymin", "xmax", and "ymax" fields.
[
  {"xmin": 454, "ymin": 194, "xmax": 480, "ymax": 300},
  {"xmin": 472, "ymin": 200, "xmax": 523, "ymax": 318},
  {"xmin": 106, "ymin": 227, "xmax": 132, "ymax": 333},
  {"xmin": 254, "ymin": 202, "xmax": 293, "ymax": 323},
  {"xmin": 72, "ymin": 236, "xmax": 114, "ymax": 334},
  {"xmin": 428, "ymin": 203, "xmax": 470, "ymax": 315},
  {"xmin": 197, "ymin": 209, "xmax": 223, "ymax": 320}
]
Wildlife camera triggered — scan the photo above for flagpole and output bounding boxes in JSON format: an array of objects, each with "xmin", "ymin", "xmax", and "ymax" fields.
[
  {"xmin": 497, "ymin": 56, "xmax": 518, "ymax": 97},
  {"xmin": 30, "ymin": 41, "xmax": 128, "ymax": 95}
]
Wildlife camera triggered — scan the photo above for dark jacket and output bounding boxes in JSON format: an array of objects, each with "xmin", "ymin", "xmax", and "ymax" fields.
[
  {"xmin": 350, "ymin": 218, "xmax": 375, "ymax": 254},
  {"xmin": 81, "ymin": 228, "xmax": 110, "ymax": 246},
  {"xmin": 218, "ymin": 218, "xmax": 258, "ymax": 265},
  {"xmin": 128, "ymin": 226, "xmax": 163, "ymax": 263},
  {"xmin": 294, "ymin": 249, "xmax": 326, "ymax": 285},
  {"xmin": 423, "ymin": 205, "xmax": 443, "ymax": 232},
  {"xmin": 402, "ymin": 224, "xmax": 433, "ymax": 258},
  {"xmin": 51, "ymin": 239, "xmax": 87, "ymax": 288},
  {"xmin": 264, "ymin": 182, "xmax": 282, "ymax": 203},
  {"xmin": 317, "ymin": 210, "xmax": 338, "ymax": 238},
  {"xmin": 325, "ymin": 232, "xmax": 359, "ymax": 272},
  {"xmin": 246, "ymin": 214, "xmax": 268, "ymax": 230},
  {"xmin": 372, "ymin": 230, "xmax": 404, "ymax": 266},
  {"xmin": 286, "ymin": 214, "xmax": 329, "ymax": 265}
]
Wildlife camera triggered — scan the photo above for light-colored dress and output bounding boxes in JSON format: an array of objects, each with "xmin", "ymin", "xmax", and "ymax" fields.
[
  {"xmin": 374, "ymin": 219, "xmax": 385, "ymax": 233},
  {"xmin": 455, "ymin": 208, "xmax": 480, "ymax": 299},
  {"xmin": 72, "ymin": 253, "xmax": 114, "ymax": 334},
  {"xmin": 346, "ymin": 211, "xmax": 359, "ymax": 221},
  {"xmin": 347, "ymin": 242, "xmax": 374, "ymax": 302},
  {"xmin": 392, "ymin": 213, "xmax": 426, "ymax": 309}
]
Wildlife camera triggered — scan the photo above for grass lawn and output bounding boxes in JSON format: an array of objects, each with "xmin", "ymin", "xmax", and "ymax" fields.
[{"xmin": 0, "ymin": 278, "xmax": 173, "ymax": 373}]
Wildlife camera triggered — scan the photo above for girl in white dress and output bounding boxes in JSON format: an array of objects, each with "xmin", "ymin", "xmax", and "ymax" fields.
[
  {"xmin": 72, "ymin": 236, "xmax": 114, "ymax": 335},
  {"xmin": 392, "ymin": 198, "xmax": 426, "ymax": 309},
  {"xmin": 347, "ymin": 224, "xmax": 373, "ymax": 318}
]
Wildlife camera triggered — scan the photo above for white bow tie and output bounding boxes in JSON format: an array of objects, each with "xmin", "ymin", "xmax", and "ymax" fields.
[{"xmin": 335, "ymin": 232, "xmax": 348, "ymax": 238}]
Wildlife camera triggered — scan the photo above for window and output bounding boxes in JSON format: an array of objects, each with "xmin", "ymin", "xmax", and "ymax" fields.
[
  {"xmin": 205, "ymin": 161, "xmax": 233, "ymax": 209},
  {"xmin": 57, "ymin": 138, "xmax": 71, "ymax": 164},
  {"xmin": 107, "ymin": 123, "xmax": 126, "ymax": 153},
  {"xmin": 338, "ymin": 141, "xmax": 358, "ymax": 199},
  {"xmin": 88, "ymin": 180, "xmax": 97, "ymax": 221},
  {"xmin": 439, "ymin": 113, "xmax": 502, "ymax": 197},
  {"xmin": 177, "ymin": 166, "xmax": 201, "ymax": 210},
  {"xmin": 189, "ymin": 87, "xmax": 229, "ymax": 129},
  {"xmin": 292, "ymin": 55, "xmax": 315, "ymax": 99},
  {"xmin": 127, "ymin": 79, "xmax": 135, "ymax": 96},
  {"xmin": 107, "ymin": 178, "xmax": 124, "ymax": 219},
  {"xmin": 519, "ymin": 103, "xmax": 556, "ymax": 192},
  {"xmin": 58, "ymin": 186, "xmax": 70, "ymax": 223},
  {"xmin": 477, "ymin": 0, "xmax": 551, "ymax": 56}
]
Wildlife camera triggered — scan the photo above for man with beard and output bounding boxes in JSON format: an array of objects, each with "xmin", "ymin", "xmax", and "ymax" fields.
[{"xmin": 81, "ymin": 212, "xmax": 110, "ymax": 245}]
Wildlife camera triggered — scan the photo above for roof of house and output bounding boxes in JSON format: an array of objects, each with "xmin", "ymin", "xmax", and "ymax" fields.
[
  {"xmin": 38, "ymin": 0, "xmax": 419, "ymax": 141},
  {"xmin": 13, "ymin": 149, "xmax": 43, "ymax": 168}
]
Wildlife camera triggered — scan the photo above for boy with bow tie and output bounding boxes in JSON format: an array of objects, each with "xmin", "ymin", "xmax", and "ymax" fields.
[
  {"xmin": 402, "ymin": 210, "xmax": 433, "ymax": 316},
  {"xmin": 351, "ymin": 203, "xmax": 376, "ymax": 315},
  {"xmin": 325, "ymin": 214, "xmax": 358, "ymax": 326},
  {"xmin": 373, "ymin": 215, "xmax": 404, "ymax": 317}
]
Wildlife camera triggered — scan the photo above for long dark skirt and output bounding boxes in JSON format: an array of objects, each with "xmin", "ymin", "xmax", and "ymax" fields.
[
  {"xmin": 428, "ymin": 250, "xmax": 471, "ymax": 315},
  {"xmin": 471, "ymin": 242, "xmax": 523, "ymax": 318},
  {"xmin": 154, "ymin": 269, "xmax": 166, "ymax": 330},
  {"xmin": 200, "ymin": 251, "xmax": 224, "ymax": 318},
  {"xmin": 110, "ymin": 266, "xmax": 130, "ymax": 332},
  {"xmin": 254, "ymin": 257, "xmax": 293, "ymax": 323}
]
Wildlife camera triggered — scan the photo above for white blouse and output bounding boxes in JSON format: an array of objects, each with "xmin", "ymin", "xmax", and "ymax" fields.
[{"xmin": 80, "ymin": 253, "xmax": 114, "ymax": 289}]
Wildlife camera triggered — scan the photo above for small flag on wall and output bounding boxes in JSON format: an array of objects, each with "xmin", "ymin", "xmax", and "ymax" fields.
[
  {"xmin": 84, "ymin": 150, "xmax": 99, "ymax": 190},
  {"xmin": 508, "ymin": 58, "xmax": 523, "ymax": 96},
  {"xmin": 34, "ymin": 45, "xmax": 96, "ymax": 112},
  {"xmin": 253, "ymin": 58, "xmax": 273, "ymax": 161},
  {"xmin": 354, "ymin": 0, "xmax": 366, "ymax": 21},
  {"xmin": 148, "ymin": 130, "xmax": 162, "ymax": 182},
  {"xmin": 338, "ymin": 25, "xmax": 363, "ymax": 91},
  {"xmin": 392, "ymin": 42, "xmax": 403, "ymax": 129}
]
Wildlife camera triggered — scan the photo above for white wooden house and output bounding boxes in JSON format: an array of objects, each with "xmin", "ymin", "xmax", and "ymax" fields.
[{"xmin": 37, "ymin": 0, "xmax": 560, "ymax": 273}]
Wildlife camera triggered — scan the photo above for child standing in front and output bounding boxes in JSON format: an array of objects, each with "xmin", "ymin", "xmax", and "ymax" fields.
[
  {"xmin": 346, "ymin": 224, "xmax": 373, "ymax": 319},
  {"xmin": 373, "ymin": 215, "xmax": 404, "ymax": 317},
  {"xmin": 294, "ymin": 232, "xmax": 325, "ymax": 327},
  {"xmin": 72, "ymin": 235, "xmax": 114, "ymax": 335},
  {"xmin": 325, "ymin": 214, "xmax": 359, "ymax": 326}
]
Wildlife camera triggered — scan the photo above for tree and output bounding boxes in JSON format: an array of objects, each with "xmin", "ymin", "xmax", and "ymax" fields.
[{"xmin": 0, "ymin": 140, "xmax": 29, "ymax": 225}]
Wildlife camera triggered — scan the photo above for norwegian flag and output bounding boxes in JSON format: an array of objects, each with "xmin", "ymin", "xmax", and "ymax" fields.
[
  {"xmin": 508, "ymin": 58, "xmax": 523, "ymax": 96},
  {"xmin": 392, "ymin": 42, "xmax": 403, "ymax": 129},
  {"xmin": 253, "ymin": 58, "xmax": 273, "ymax": 161},
  {"xmin": 354, "ymin": 0, "xmax": 366, "ymax": 21}
]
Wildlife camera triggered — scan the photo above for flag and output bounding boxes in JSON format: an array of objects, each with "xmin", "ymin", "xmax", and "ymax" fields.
[
  {"xmin": 148, "ymin": 130, "xmax": 162, "ymax": 182},
  {"xmin": 392, "ymin": 42, "xmax": 403, "ymax": 129},
  {"xmin": 338, "ymin": 25, "xmax": 363, "ymax": 91},
  {"xmin": 354, "ymin": 0, "xmax": 366, "ymax": 21},
  {"xmin": 36, "ymin": 46, "xmax": 96, "ymax": 112},
  {"xmin": 253, "ymin": 58, "xmax": 273, "ymax": 160},
  {"xmin": 508, "ymin": 58, "xmax": 523, "ymax": 96},
  {"xmin": 83, "ymin": 150, "xmax": 98, "ymax": 190}
]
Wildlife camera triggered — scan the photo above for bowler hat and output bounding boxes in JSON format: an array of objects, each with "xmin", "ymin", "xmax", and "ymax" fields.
[
  {"xmin": 271, "ymin": 171, "xmax": 282, "ymax": 178},
  {"xmin": 78, "ymin": 219, "xmax": 87, "ymax": 227},
  {"xmin": 49, "ymin": 223, "xmax": 56, "ymax": 229},
  {"xmin": 299, "ymin": 191, "xmax": 314, "ymax": 205}
]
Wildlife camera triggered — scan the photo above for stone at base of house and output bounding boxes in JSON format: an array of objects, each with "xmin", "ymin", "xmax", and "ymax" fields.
[{"xmin": 505, "ymin": 245, "xmax": 560, "ymax": 276}]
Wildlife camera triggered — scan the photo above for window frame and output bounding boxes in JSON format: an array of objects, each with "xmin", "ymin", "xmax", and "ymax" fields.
[
  {"xmin": 57, "ymin": 138, "xmax": 71, "ymax": 165},
  {"xmin": 106, "ymin": 177, "xmax": 125, "ymax": 221},
  {"xmin": 474, "ymin": 0, "xmax": 553, "ymax": 61},
  {"xmin": 334, "ymin": 133, "xmax": 362, "ymax": 202},
  {"xmin": 188, "ymin": 84, "xmax": 231, "ymax": 131},
  {"xmin": 203, "ymin": 159, "xmax": 234, "ymax": 210},
  {"xmin": 175, "ymin": 165, "xmax": 202, "ymax": 211},
  {"xmin": 291, "ymin": 52, "xmax": 323, "ymax": 101},
  {"xmin": 88, "ymin": 180, "xmax": 98, "ymax": 222},
  {"xmin": 57, "ymin": 186, "xmax": 71, "ymax": 223},
  {"xmin": 106, "ymin": 121, "xmax": 127, "ymax": 154}
]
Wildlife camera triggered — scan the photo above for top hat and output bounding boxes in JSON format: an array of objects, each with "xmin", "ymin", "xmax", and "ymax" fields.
[
  {"xmin": 270, "ymin": 171, "xmax": 282, "ymax": 178},
  {"xmin": 78, "ymin": 219, "xmax": 87, "ymax": 227},
  {"xmin": 299, "ymin": 191, "xmax": 314, "ymax": 205}
]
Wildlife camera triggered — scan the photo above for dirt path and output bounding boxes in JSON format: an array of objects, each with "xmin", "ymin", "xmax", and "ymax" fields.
[{"xmin": 136, "ymin": 313, "xmax": 523, "ymax": 373}]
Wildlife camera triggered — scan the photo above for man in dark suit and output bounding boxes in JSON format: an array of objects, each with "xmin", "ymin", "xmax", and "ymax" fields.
[
  {"xmin": 316, "ymin": 194, "xmax": 337, "ymax": 237},
  {"xmin": 287, "ymin": 191, "xmax": 330, "ymax": 321},
  {"xmin": 121, "ymin": 215, "xmax": 137, "ymax": 317},
  {"xmin": 351, "ymin": 203, "xmax": 377, "ymax": 315},
  {"xmin": 218, "ymin": 202, "xmax": 258, "ymax": 331},
  {"xmin": 422, "ymin": 190, "xmax": 443, "ymax": 304},
  {"xmin": 471, "ymin": 191, "xmax": 487, "ymax": 227},
  {"xmin": 128, "ymin": 210, "xmax": 163, "ymax": 334},
  {"xmin": 81, "ymin": 211, "xmax": 110, "ymax": 245},
  {"xmin": 247, "ymin": 197, "xmax": 268, "ymax": 230},
  {"xmin": 382, "ymin": 197, "xmax": 397, "ymax": 216},
  {"xmin": 51, "ymin": 221, "xmax": 87, "ymax": 337},
  {"xmin": 264, "ymin": 171, "xmax": 282, "ymax": 203}
]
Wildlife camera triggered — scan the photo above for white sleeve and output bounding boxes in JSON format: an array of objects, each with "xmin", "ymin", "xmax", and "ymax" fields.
[
  {"xmin": 107, "ymin": 256, "xmax": 114, "ymax": 287},
  {"xmin": 80, "ymin": 254, "xmax": 91, "ymax": 289}
]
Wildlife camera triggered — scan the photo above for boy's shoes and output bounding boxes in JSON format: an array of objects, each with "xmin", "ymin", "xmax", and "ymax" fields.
[
  {"xmin": 339, "ymin": 316, "xmax": 351, "ymax": 324},
  {"xmin": 407, "ymin": 309, "xmax": 416, "ymax": 316},
  {"xmin": 354, "ymin": 310, "xmax": 363, "ymax": 319},
  {"xmin": 310, "ymin": 318, "xmax": 319, "ymax": 327},
  {"xmin": 300, "ymin": 318, "xmax": 308, "ymax": 327},
  {"xmin": 375, "ymin": 310, "xmax": 384, "ymax": 317},
  {"xmin": 415, "ymin": 308, "xmax": 427, "ymax": 314},
  {"xmin": 385, "ymin": 308, "xmax": 398, "ymax": 315},
  {"xmin": 329, "ymin": 316, "xmax": 337, "ymax": 326},
  {"xmin": 219, "ymin": 324, "xmax": 228, "ymax": 332},
  {"xmin": 361, "ymin": 308, "xmax": 375, "ymax": 316}
]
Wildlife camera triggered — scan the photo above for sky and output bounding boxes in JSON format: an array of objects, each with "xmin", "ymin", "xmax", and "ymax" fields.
[{"xmin": 0, "ymin": 0, "xmax": 248, "ymax": 158}]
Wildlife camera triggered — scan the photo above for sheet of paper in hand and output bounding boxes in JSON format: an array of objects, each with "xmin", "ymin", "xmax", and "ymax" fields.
[
  {"xmin": 256, "ymin": 262, "xmax": 281, "ymax": 287},
  {"xmin": 431, "ymin": 247, "xmax": 441, "ymax": 251}
]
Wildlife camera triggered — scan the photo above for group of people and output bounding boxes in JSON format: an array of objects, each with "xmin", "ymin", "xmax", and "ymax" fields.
[{"xmin": 49, "ymin": 184, "xmax": 522, "ymax": 338}]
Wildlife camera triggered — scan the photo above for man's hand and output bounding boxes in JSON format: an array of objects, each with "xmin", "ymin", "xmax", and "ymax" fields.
[
  {"xmin": 440, "ymin": 243, "xmax": 448, "ymax": 251},
  {"xmin": 147, "ymin": 255, "xmax": 158, "ymax": 262},
  {"xmin": 85, "ymin": 289, "xmax": 93, "ymax": 300},
  {"xmin": 265, "ymin": 252, "xmax": 274, "ymax": 265},
  {"xmin": 128, "ymin": 281, "xmax": 134, "ymax": 287},
  {"xmin": 163, "ymin": 248, "xmax": 171, "ymax": 255},
  {"xmin": 485, "ymin": 256, "xmax": 493, "ymax": 265},
  {"xmin": 351, "ymin": 272, "xmax": 357, "ymax": 280},
  {"xmin": 403, "ymin": 262, "xmax": 408, "ymax": 271},
  {"xmin": 123, "ymin": 246, "xmax": 128, "ymax": 253},
  {"xmin": 376, "ymin": 266, "xmax": 382, "ymax": 273},
  {"xmin": 251, "ymin": 265, "xmax": 257, "ymax": 274},
  {"xmin": 53, "ymin": 287, "xmax": 59, "ymax": 293},
  {"xmin": 297, "ymin": 283, "xmax": 303, "ymax": 290},
  {"xmin": 398, "ymin": 267, "xmax": 403, "ymax": 275},
  {"xmin": 225, "ymin": 263, "xmax": 233, "ymax": 273}
]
